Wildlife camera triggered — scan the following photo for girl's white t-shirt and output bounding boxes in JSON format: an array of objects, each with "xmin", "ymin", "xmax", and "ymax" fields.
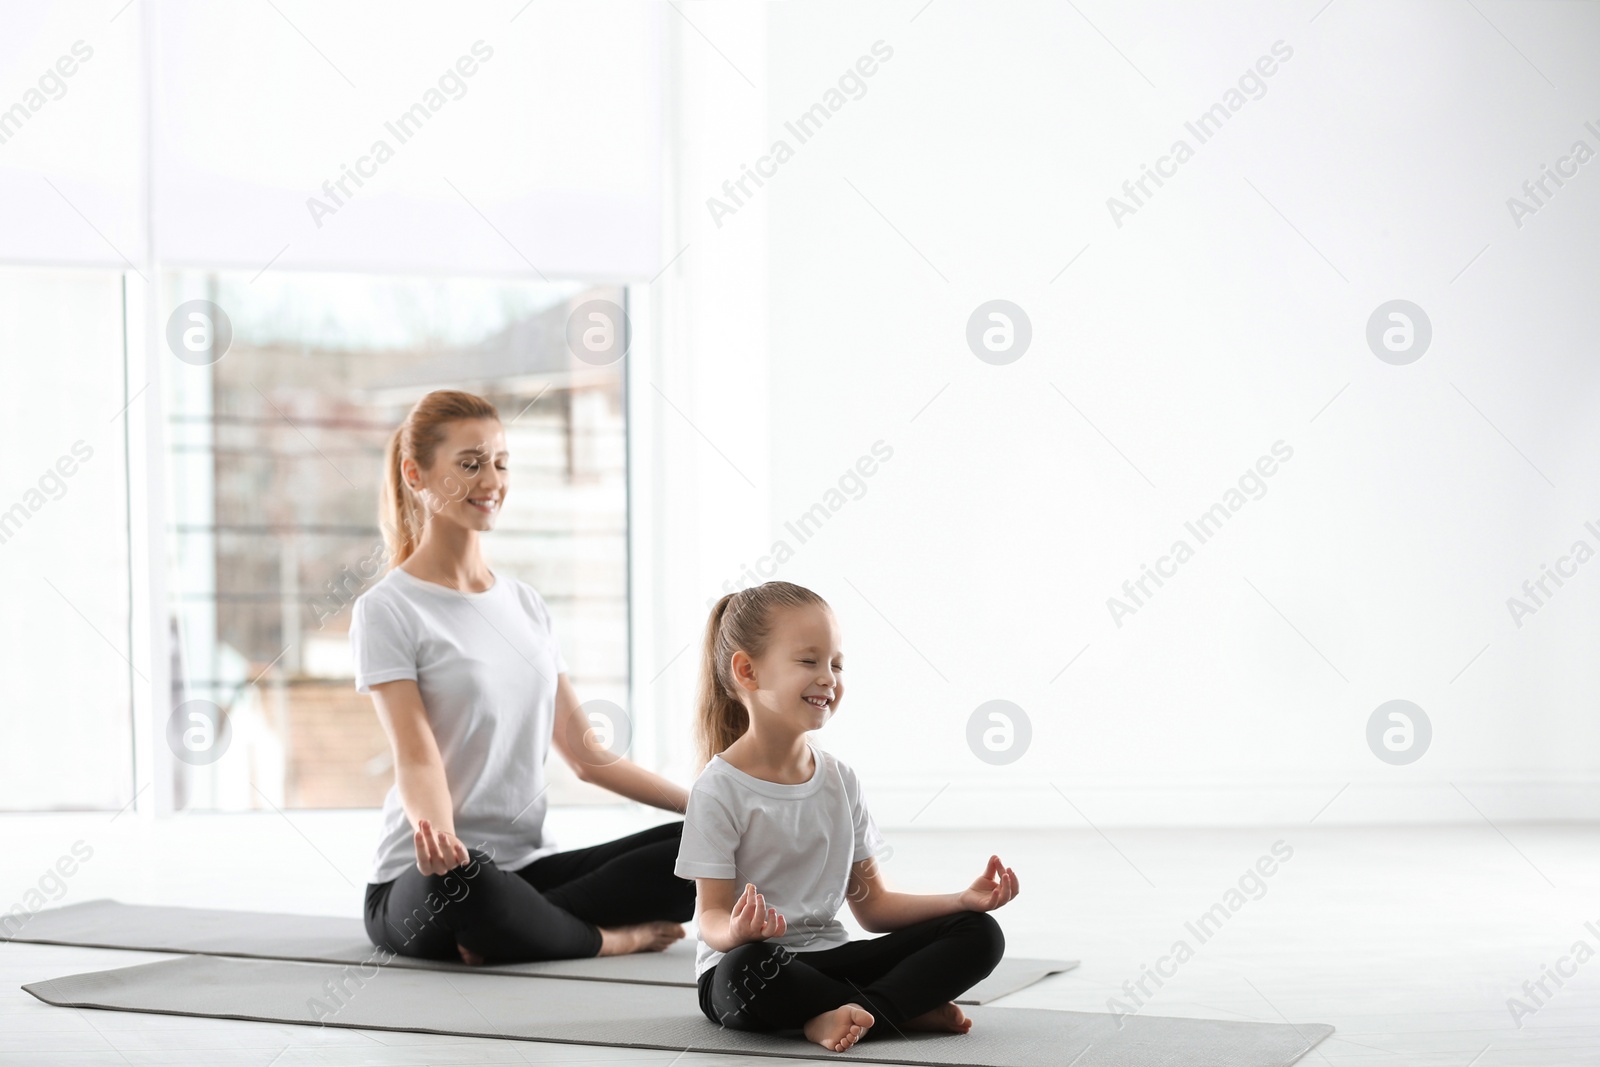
[
  {"xmin": 674, "ymin": 742, "xmax": 888, "ymax": 978},
  {"xmin": 350, "ymin": 565, "xmax": 569, "ymax": 885}
]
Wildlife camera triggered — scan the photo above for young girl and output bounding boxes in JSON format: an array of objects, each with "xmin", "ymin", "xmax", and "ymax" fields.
[{"xmin": 675, "ymin": 581, "xmax": 1019, "ymax": 1053}]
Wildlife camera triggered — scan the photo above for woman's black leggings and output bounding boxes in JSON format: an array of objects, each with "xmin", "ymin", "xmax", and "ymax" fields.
[
  {"xmin": 364, "ymin": 820, "xmax": 694, "ymax": 963},
  {"xmin": 697, "ymin": 911, "xmax": 1004, "ymax": 1034}
]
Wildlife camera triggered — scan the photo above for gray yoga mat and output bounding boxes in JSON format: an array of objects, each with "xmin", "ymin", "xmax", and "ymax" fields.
[
  {"xmin": 1, "ymin": 898, "xmax": 1074, "ymax": 1005},
  {"xmin": 25, "ymin": 954, "xmax": 1334, "ymax": 1067}
]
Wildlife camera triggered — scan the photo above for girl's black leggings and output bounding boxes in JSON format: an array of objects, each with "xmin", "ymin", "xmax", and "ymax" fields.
[
  {"xmin": 697, "ymin": 911, "xmax": 1005, "ymax": 1034},
  {"xmin": 363, "ymin": 820, "xmax": 695, "ymax": 963}
]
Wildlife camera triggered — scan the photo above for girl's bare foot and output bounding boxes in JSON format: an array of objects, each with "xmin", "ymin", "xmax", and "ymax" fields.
[
  {"xmin": 597, "ymin": 921, "xmax": 686, "ymax": 956},
  {"xmin": 456, "ymin": 941, "xmax": 486, "ymax": 966},
  {"xmin": 803, "ymin": 1003, "xmax": 874, "ymax": 1052},
  {"xmin": 905, "ymin": 1001, "xmax": 972, "ymax": 1034}
]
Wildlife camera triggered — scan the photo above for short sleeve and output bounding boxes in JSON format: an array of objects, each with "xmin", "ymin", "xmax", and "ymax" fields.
[
  {"xmin": 526, "ymin": 586, "xmax": 570, "ymax": 674},
  {"xmin": 349, "ymin": 594, "xmax": 417, "ymax": 694},
  {"xmin": 674, "ymin": 779, "xmax": 740, "ymax": 880},
  {"xmin": 839, "ymin": 758, "xmax": 888, "ymax": 864}
]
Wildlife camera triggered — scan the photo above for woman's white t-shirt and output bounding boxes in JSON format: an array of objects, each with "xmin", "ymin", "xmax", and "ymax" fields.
[
  {"xmin": 674, "ymin": 742, "xmax": 888, "ymax": 978},
  {"xmin": 350, "ymin": 565, "xmax": 569, "ymax": 885}
]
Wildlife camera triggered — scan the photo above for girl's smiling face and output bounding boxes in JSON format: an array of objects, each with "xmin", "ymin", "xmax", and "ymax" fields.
[{"xmin": 735, "ymin": 603, "xmax": 845, "ymax": 733}]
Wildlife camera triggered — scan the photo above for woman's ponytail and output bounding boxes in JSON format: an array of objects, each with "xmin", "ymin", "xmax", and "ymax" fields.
[{"xmin": 380, "ymin": 425, "xmax": 422, "ymax": 570}]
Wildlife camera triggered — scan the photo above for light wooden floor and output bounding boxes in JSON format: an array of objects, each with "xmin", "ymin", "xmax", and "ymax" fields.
[{"xmin": 1, "ymin": 809, "xmax": 1595, "ymax": 1066}]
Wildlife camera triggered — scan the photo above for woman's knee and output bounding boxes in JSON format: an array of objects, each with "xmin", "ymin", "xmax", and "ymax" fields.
[
  {"xmin": 406, "ymin": 848, "xmax": 504, "ymax": 919},
  {"xmin": 381, "ymin": 852, "xmax": 498, "ymax": 948},
  {"xmin": 425, "ymin": 847, "xmax": 497, "ymax": 892},
  {"xmin": 668, "ymin": 869, "xmax": 697, "ymax": 922},
  {"xmin": 456, "ymin": 846, "xmax": 502, "ymax": 877},
  {"xmin": 637, "ymin": 827, "xmax": 696, "ymax": 920}
]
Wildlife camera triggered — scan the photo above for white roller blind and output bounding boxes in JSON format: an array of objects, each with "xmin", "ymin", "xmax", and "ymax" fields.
[
  {"xmin": 152, "ymin": 0, "xmax": 662, "ymax": 277},
  {"xmin": 0, "ymin": 0, "xmax": 663, "ymax": 278},
  {"xmin": 0, "ymin": 7, "xmax": 144, "ymax": 269}
]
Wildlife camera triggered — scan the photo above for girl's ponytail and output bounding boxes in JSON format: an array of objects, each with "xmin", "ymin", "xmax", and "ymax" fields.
[
  {"xmin": 694, "ymin": 581, "xmax": 831, "ymax": 770},
  {"xmin": 696, "ymin": 593, "xmax": 747, "ymax": 771}
]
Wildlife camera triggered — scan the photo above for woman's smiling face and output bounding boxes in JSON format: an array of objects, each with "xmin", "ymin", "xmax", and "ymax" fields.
[
  {"xmin": 406, "ymin": 417, "xmax": 508, "ymax": 533},
  {"xmin": 739, "ymin": 603, "xmax": 845, "ymax": 732}
]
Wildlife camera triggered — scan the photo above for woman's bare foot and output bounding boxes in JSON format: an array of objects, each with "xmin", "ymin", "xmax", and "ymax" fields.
[
  {"xmin": 456, "ymin": 941, "xmax": 486, "ymax": 966},
  {"xmin": 905, "ymin": 1001, "xmax": 972, "ymax": 1034},
  {"xmin": 596, "ymin": 921, "xmax": 686, "ymax": 956},
  {"xmin": 803, "ymin": 1003, "xmax": 874, "ymax": 1052}
]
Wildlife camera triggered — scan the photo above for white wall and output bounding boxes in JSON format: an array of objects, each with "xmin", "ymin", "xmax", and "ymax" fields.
[
  {"xmin": 632, "ymin": 3, "xmax": 773, "ymax": 783},
  {"xmin": 649, "ymin": 0, "xmax": 1600, "ymax": 826}
]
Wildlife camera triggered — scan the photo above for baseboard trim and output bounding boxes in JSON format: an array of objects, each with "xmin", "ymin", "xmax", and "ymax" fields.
[{"xmin": 858, "ymin": 778, "xmax": 1600, "ymax": 828}]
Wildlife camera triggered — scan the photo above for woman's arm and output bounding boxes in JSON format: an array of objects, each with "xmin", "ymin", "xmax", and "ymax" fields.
[
  {"xmin": 369, "ymin": 678, "xmax": 470, "ymax": 874},
  {"xmin": 845, "ymin": 854, "xmax": 1019, "ymax": 933},
  {"xmin": 695, "ymin": 877, "xmax": 787, "ymax": 953},
  {"xmin": 551, "ymin": 673, "xmax": 689, "ymax": 813}
]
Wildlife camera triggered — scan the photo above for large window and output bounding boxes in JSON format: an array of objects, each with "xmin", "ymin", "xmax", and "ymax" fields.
[{"xmin": 162, "ymin": 272, "xmax": 630, "ymax": 810}]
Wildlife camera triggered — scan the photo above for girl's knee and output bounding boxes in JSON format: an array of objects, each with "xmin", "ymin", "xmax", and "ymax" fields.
[
  {"xmin": 718, "ymin": 940, "xmax": 789, "ymax": 979},
  {"xmin": 706, "ymin": 943, "xmax": 792, "ymax": 1030},
  {"xmin": 954, "ymin": 910, "xmax": 1005, "ymax": 965},
  {"xmin": 716, "ymin": 943, "xmax": 792, "ymax": 996}
]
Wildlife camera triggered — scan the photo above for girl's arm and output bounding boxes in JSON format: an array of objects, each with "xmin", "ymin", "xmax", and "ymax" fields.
[
  {"xmin": 846, "ymin": 854, "xmax": 1019, "ymax": 934},
  {"xmin": 551, "ymin": 674, "xmax": 689, "ymax": 813},
  {"xmin": 695, "ymin": 878, "xmax": 788, "ymax": 953}
]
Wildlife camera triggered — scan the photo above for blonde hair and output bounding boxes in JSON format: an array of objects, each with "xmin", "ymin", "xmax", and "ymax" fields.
[
  {"xmin": 696, "ymin": 581, "xmax": 831, "ymax": 769},
  {"xmin": 379, "ymin": 389, "xmax": 501, "ymax": 570}
]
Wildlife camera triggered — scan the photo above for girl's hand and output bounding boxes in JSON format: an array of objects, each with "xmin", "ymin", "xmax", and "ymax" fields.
[
  {"xmin": 728, "ymin": 882, "xmax": 788, "ymax": 946},
  {"xmin": 414, "ymin": 817, "xmax": 471, "ymax": 876},
  {"xmin": 958, "ymin": 855, "xmax": 1019, "ymax": 912}
]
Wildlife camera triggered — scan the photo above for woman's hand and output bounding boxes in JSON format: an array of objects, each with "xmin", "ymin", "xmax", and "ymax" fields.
[
  {"xmin": 958, "ymin": 854, "xmax": 1020, "ymax": 912},
  {"xmin": 414, "ymin": 817, "xmax": 470, "ymax": 876},
  {"xmin": 729, "ymin": 882, "xmax": 787, "ymax": 946}
]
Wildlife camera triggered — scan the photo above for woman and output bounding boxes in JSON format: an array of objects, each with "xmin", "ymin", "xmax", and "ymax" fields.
[{"xmin": 353, "ymin": 389, "xmax": 692, "ymax": 965}]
